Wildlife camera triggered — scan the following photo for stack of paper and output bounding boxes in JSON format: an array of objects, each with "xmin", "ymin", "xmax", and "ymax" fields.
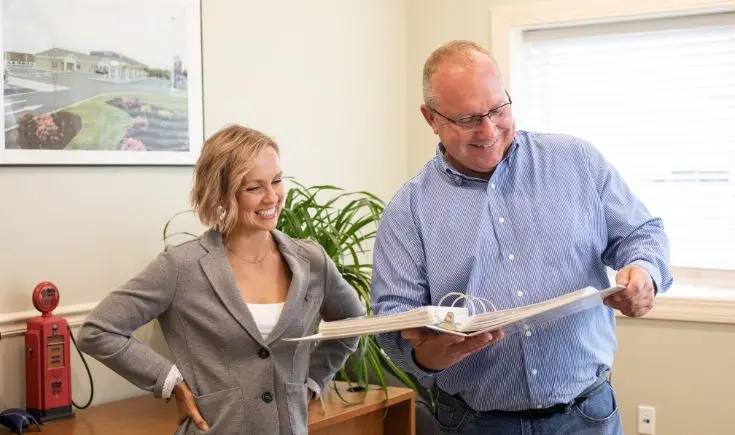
[
  {"xmin": 308, "ymin": 306, "xmax": 469, "ymax": 341},
  {"xmin": 283, "ymin": 285, "xmax": 624, "ymax": 342},
  {"xmin": 428, "ymin": 285, "xmax": 624, "ymax": 336}
]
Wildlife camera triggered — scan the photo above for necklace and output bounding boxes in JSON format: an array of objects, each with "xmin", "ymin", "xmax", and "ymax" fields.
[{"xmin": 226, "ymin": 243, "xmax": 272, "ymax": 264}]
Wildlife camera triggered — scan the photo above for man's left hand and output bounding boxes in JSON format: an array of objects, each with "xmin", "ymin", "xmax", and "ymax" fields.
[{"xmin": 604, "ymin": 264, "xmax": 655, "ymax": 317}]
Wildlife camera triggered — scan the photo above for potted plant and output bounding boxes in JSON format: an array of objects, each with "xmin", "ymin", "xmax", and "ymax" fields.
[{"xmin": 162, "ymin": 179, "xmax": 417, "ymax": 401}]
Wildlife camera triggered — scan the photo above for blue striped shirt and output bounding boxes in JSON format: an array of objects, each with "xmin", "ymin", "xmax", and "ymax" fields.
[{"xmin": 371, "ymin": 130, "xmax": 673, "ymax": 411}]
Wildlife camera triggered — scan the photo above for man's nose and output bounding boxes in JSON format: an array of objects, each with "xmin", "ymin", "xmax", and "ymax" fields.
[{"xmin": 475, "ymin": 116, "xmax": 498, "ymax": 139}]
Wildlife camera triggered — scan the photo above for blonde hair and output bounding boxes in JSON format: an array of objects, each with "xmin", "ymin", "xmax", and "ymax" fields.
[
  {"xmin": 190, "ymin": 124, "xmax": 280, "ymax": 238},
  {"xmin": 422, "ymin": 40, "xmax": 497, "ymax": 106}
]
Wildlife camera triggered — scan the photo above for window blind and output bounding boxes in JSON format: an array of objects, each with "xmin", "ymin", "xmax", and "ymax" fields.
[{"xmin": 516, "ymin": 13, "xmax": 735, "ymax": 270}]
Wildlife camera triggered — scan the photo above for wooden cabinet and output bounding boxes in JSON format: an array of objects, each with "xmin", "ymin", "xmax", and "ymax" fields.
[
  {"xmin": 3, "ymin": 382, "xmax": 415, "ymax": 435},
  {"xmin": 310, "ymin": 382, "xmax": 415, "ymax": 435}
]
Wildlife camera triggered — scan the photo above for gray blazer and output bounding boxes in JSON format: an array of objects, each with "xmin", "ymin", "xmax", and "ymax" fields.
[{"xmin": 77, "ymin": 228, "xmax": 365, "ymax": 435}]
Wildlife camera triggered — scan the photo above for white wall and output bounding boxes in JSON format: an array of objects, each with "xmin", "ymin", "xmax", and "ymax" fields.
[{"xmin": 0, "ymin": 0, "xmax": 407, "ymax": 408}]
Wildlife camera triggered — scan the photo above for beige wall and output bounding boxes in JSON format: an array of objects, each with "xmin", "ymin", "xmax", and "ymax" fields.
[
  {"xmin": 615, "ymin": 318, "xmax": 735, "ymax": 435},
  {"xmin": 0, "ymin": 0, "xmax": 406, "ymax": 408},
  {"xmin": 407, "ymin": 0, "xmax": 735, "ymax": 434},
  {"xmin": 405, "ymin": 0, "xmax": 494, "ymax": 176},
  {"xmin": 0, "ymin": 0, "xmax": 407, "ymax": 315}
]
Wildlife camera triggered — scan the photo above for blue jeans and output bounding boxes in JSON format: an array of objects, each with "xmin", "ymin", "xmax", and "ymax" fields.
[{"xmin": 428, "ymin": 379, "xmax": 622, "ymax": 435}]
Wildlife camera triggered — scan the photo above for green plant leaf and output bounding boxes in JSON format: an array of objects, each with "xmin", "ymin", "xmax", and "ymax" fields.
[{"xmin": 162, "ymin": 209, "xmax": 195, "ymax": 241}]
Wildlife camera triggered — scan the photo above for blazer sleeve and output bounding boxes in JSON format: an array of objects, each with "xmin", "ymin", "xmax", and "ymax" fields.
[
  {"xmin": 76, "ymin": 249, "xmax": 178, "ymax": 398},
  {"xmin": 307, "ymin": 247, "xmax": 366, "ymax": 392}
]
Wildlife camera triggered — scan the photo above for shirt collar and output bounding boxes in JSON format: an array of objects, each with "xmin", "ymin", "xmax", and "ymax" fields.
[{"xmin": 435, "ymin": 139, "xmax": 520, "ymax": 185}]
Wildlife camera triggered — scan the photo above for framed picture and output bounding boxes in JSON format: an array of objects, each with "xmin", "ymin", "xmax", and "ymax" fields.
[{"xmin": 0, "ymin": 0, "xmax": 203, "ymax": 165}]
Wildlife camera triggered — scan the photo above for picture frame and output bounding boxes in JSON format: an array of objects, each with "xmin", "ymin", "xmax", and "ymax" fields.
[{"xmin": 0, "ymin": 0, "xmax": 203, "ymax": 166}]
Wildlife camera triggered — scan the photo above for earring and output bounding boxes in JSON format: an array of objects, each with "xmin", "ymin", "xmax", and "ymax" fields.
[{"xmin": 217, "ymin": 206, "xmax": 226, "ymax": 221}]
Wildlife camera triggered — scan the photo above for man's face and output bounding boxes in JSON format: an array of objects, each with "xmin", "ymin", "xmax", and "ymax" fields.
[{"xmin": 421, "ymin": 55, "xmax": 515, "ymax": 179}]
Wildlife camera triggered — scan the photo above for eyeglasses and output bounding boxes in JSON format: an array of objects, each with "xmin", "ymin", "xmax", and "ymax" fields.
[{"xmin": 429, "ymin": 90, "xmax": 512, "ymax": 130}]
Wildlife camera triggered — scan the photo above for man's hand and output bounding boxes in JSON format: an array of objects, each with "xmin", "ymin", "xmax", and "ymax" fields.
[
  {"xmin": 401, "ymin": 329, "xmax": 504, "ymax": 371},
  {"xmin": 173, "ymin": 382, "xmax": 210, "ymax": 431},
  {"xmin": 604, "ymin": 264, "xmax": 655, "ymax": 317}
]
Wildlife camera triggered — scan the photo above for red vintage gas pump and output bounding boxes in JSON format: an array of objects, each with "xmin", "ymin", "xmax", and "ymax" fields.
[{"xmin": 25, "ymin": 281, "xmax": 74, "ymax": 422}]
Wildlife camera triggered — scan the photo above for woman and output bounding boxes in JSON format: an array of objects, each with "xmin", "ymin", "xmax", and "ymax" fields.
[{"xmin": 77, "ymin": 124, "xmax": 365, "ymax": 434}]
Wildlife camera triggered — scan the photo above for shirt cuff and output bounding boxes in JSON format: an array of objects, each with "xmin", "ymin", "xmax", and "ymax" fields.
[
  {"xmin": 306, "ymin": 378, "xmax": 321, "ymax": 400},
  {"xmin": 162, "ymin": 365, "xmax": 184, "ymax": 400},
  {"xmin": 629, "ymin": 260, "xmax": 662, "ymax": 295},
  {"xmin": 411, "ymin": 349, "xmax": 443, "ymax": 374},
  {"xmin": 402, "ymin": 342, "xmax": 443, "ymax": 385}
]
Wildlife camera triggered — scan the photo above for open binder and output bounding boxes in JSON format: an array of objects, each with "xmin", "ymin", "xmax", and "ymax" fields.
[{"xmin": 284, "ymin": 285, "xmax": 624, "ymax": 342}]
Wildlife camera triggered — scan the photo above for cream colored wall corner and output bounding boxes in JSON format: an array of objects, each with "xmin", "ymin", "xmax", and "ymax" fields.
[
  {"xmin": 405, "ymin": 0, "xmax": 496, "ymax": 177},
  {"xmin": 0, "ymin": 0, "xmax": 407, "ymax": 409}
]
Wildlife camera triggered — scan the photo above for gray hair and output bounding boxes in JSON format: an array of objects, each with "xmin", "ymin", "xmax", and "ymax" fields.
[{"xmin": 422, "ymin": 40, "xmax": 498, "ymax": 106}]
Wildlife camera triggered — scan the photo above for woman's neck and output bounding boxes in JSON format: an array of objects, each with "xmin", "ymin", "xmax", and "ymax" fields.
[{"xmin": 225, "ymin": 229, "xmax": 274, "ymax": 261}]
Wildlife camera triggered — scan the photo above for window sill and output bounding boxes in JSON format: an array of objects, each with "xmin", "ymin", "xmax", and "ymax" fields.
[{"xmin": 615, "ymin": 285, "xmax": 735, "ymax": 325}]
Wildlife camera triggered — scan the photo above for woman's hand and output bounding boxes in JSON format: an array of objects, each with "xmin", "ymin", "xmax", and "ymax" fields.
[{"xmin": 173, "ymin": 382, "xmax": 210, "ymax": 431}]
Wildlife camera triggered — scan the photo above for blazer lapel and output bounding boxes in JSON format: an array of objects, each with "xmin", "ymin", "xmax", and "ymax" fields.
[
  {"xmin": 199, "ymin": 230, "xmax": 267, "ymax": 346},
  {"xmin": 266, "ymin": 230, "xmax": 311, "ymax": 345}
]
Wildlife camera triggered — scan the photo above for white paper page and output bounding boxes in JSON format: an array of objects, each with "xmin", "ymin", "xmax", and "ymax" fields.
[
  {"xmin": 282, "ymin": 286, "xmax": 624, "ymax": 342},
  {"xmin": 283, "ymin": 306, "xmax": 469, "ymax": 342},
  {"xmin": 460, "ymin": 285, "xmax": 625, "ymax": 336}
]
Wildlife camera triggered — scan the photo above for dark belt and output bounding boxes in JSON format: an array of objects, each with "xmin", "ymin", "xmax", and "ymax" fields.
[
  {"xmin": 488, "ymin": 396, "xmax": 586, "ymax": 419},
  {"xmin": 438, "ymin": 371, "xmax": 609, "ymax": 420}
]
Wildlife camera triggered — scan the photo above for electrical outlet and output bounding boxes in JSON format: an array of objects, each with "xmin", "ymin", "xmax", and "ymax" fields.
[{"xmin": 638, "ymin": 405, "xmax": 656, "ymax": 434}]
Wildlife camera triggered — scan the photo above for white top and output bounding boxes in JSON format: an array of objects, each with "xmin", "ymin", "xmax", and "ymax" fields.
[{"xmin": 247, "ymin": 302, "xmax": 285, "ymax": 338}]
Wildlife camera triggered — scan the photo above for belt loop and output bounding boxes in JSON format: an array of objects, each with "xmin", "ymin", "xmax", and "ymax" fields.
[
  {"xmin": 435, "ymin": 388, "xmax": 476, "ymax": 417},
  {"xmin": 579, "ymin": 370, "xmax": 609, "ymax": 399},
  {"xmin": 563, "ymin": 400, "xmax": 574, "ymax": 414}
]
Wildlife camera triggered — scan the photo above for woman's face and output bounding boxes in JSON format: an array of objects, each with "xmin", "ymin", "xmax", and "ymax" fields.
[{"xmin": 234, "ymin": 146, "xmax": 284, "ymax": 233}]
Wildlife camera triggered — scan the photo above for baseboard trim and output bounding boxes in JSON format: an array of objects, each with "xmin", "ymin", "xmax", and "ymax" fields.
[{"xmin": 0, "ymin": 301, "xmax": 99, "ymax": 339}]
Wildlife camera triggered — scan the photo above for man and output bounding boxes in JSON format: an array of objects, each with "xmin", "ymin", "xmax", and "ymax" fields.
[{"xmin": 371, "ymin": 40, "xmax": 672, "ymax": 434}]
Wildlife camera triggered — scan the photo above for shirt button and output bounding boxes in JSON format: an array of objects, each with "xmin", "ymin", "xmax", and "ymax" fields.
[
  {"xmin": 261, "ymin": 392, "xmax": 273, "ymax": 403},
  {"xmin": 491, "ymin": 183, "xmax": 496, "ymax": 190},
  {"xmin": 525, "ymin": 330, "xmax": 532, "ymax": 337},
  {"xmin": 517, "ymin": 290, "xmax": 523, "ymax": 297},
  {"xmin": 508, "ymin": 254, "xmax": 515, "ymax": 260},
  {"xmin": 532, "ymin": 369, "xmax": 538, "ymax": 376},
  {"xmin": 537, "ymin": 404, "xmax": 544, "ymax": 409},
  {"xmin": 499, "ymin": 217, "xmax": 505, "ymax": 223},
  {"xmin": 258, "ymin": 348, "xmax": 270, "ymax": 359}
]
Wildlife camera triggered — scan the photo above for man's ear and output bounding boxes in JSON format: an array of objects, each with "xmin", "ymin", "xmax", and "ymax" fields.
[{"xmin": 420, "ymin": 104, "xmax": 440, "ymax": 135}]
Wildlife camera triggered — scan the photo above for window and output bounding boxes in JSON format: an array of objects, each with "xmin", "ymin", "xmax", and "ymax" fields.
[{"xmin": 515, "ymin": 13, "xmax": 735, "ymax": 273}]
